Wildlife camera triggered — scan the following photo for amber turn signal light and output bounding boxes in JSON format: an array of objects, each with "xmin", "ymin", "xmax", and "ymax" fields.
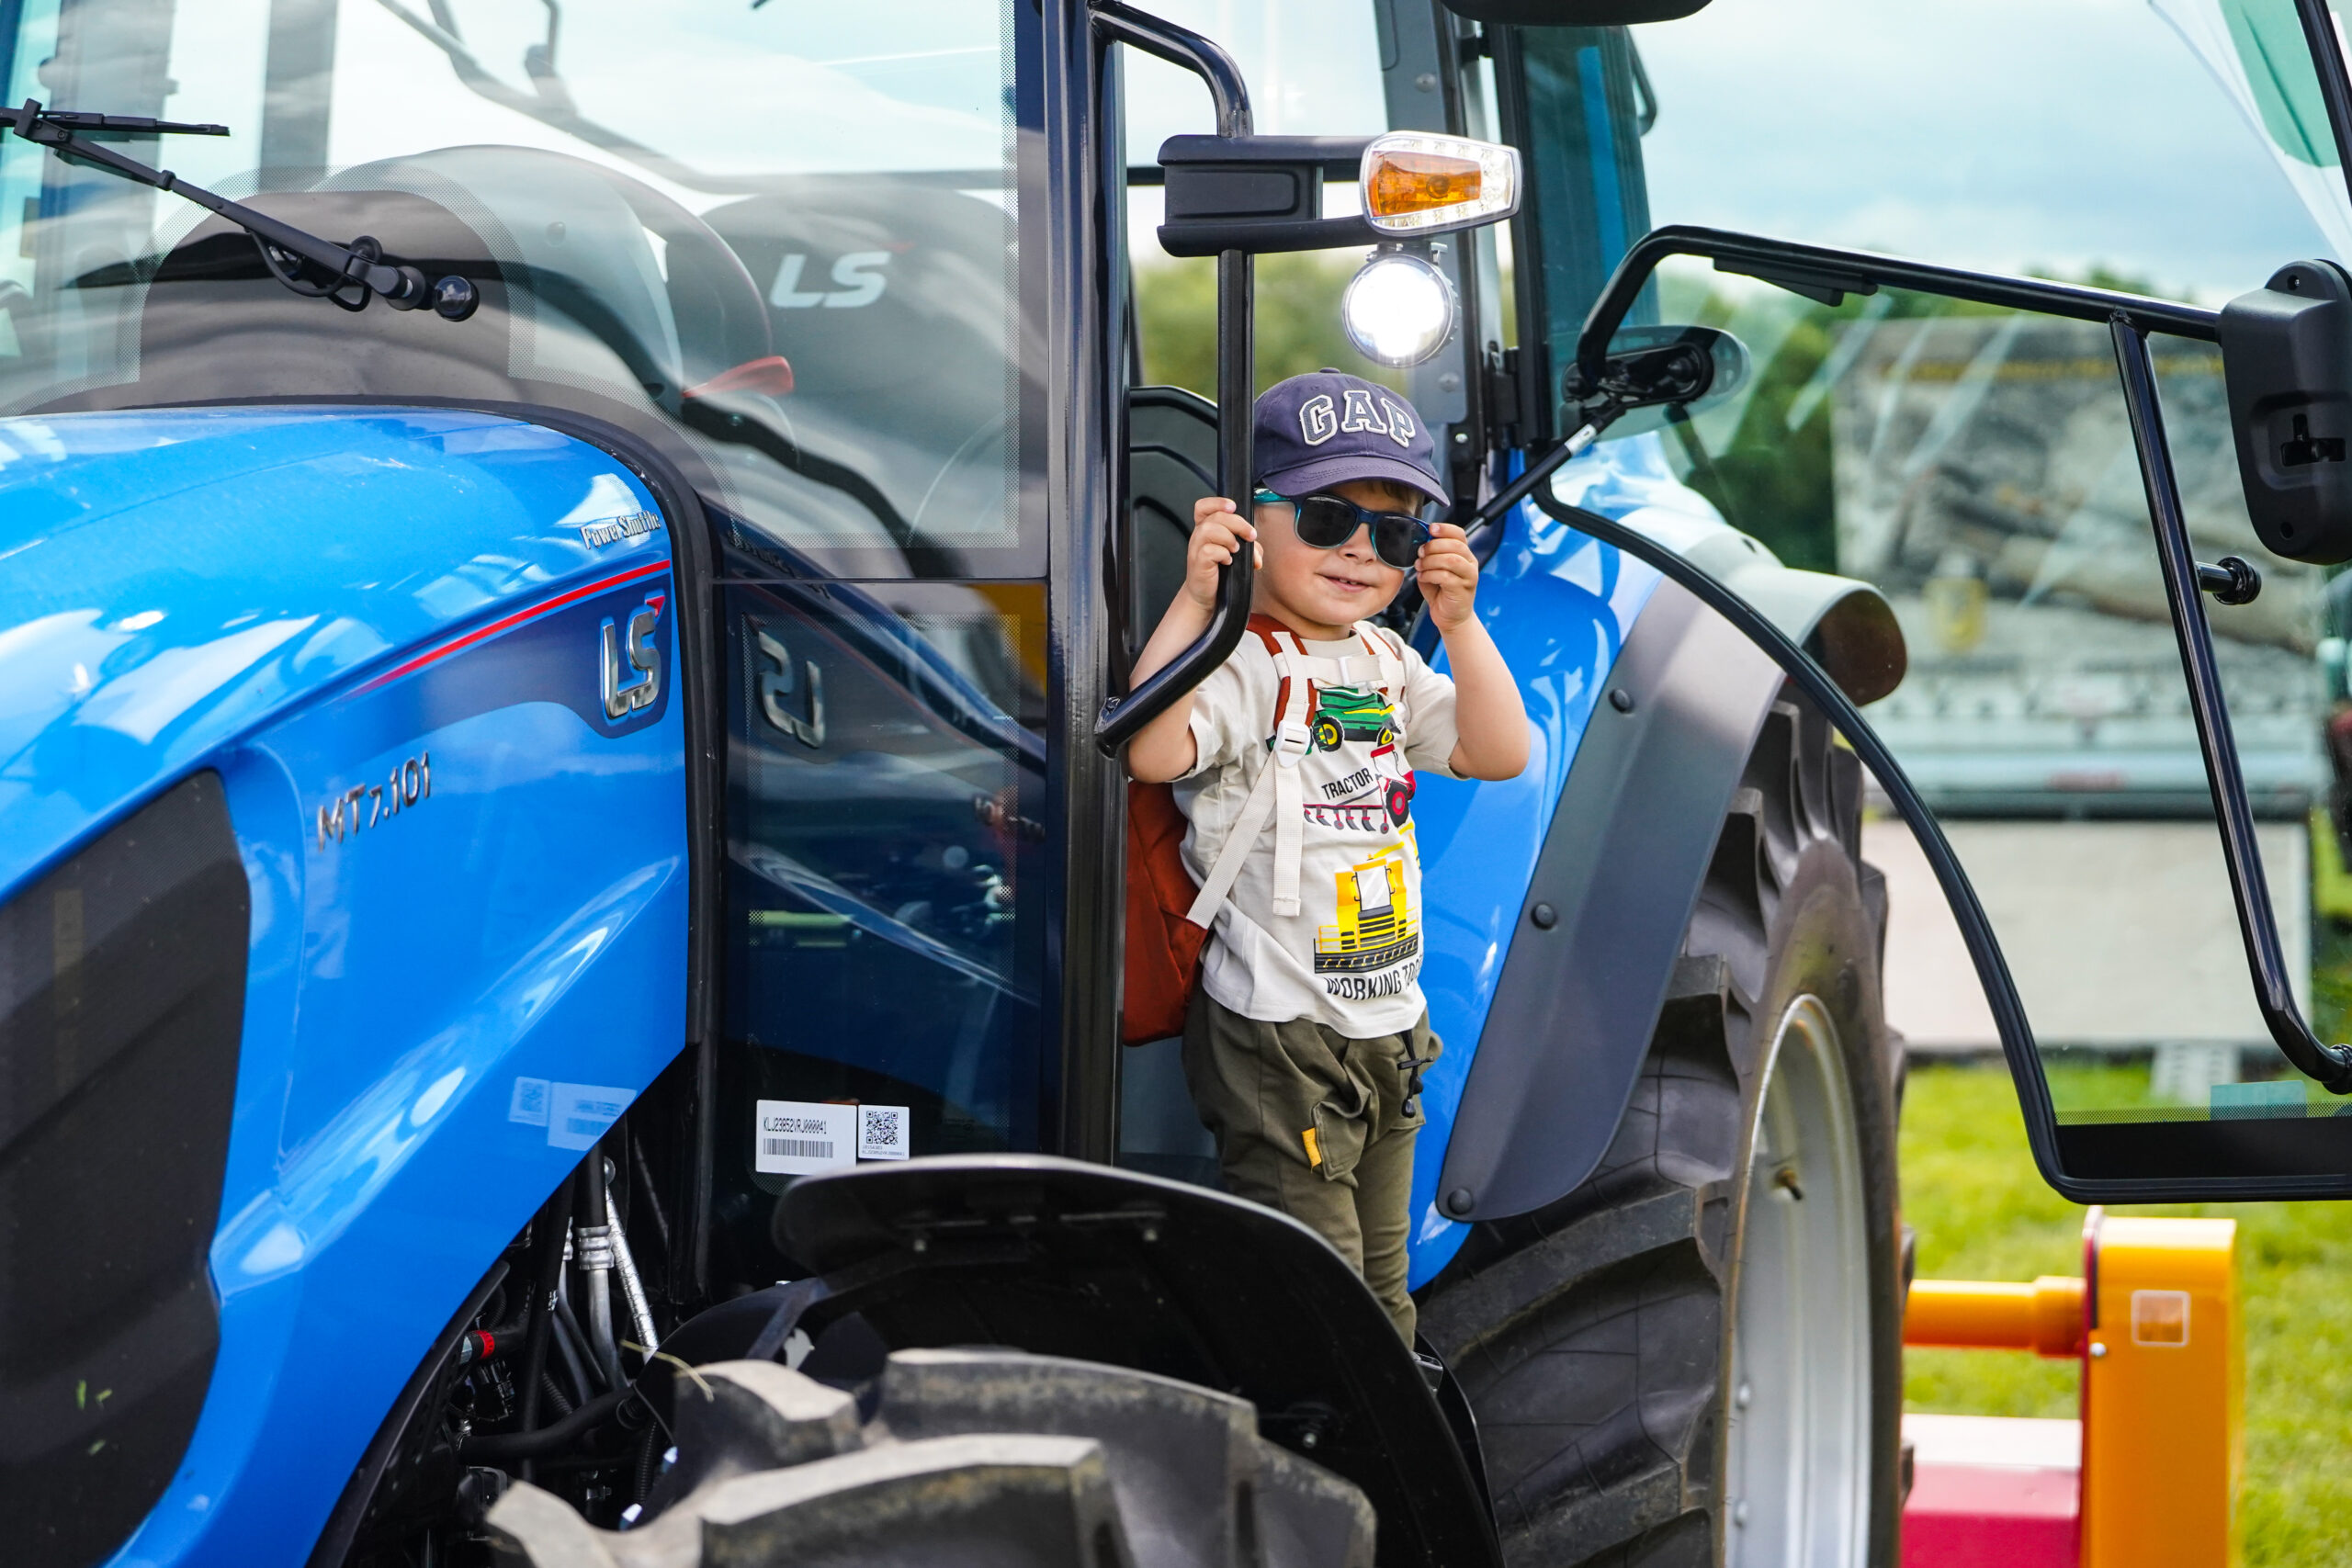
[
  {"xmin": 1360, "ymin": 132, "xmax": 1521, "ymax": 234},
  {"xmin": 1369, "ymin": 152, "xmax": 1481, "ymax": 215}
]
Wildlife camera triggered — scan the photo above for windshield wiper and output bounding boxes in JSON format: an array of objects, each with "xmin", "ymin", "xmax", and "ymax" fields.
[{"xmin": 2, "ymin": 100, "xmax": 480, "ymax": 321}]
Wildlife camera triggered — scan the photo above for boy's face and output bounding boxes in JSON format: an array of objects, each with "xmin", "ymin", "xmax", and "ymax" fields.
[{"xmin": 1252, "ymin": 478, "xmax": 1420, "ymax": 636}]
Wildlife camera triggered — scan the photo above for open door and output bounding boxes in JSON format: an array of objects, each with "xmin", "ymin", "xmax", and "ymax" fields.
[{"xmin": 1488, "ymin": 1, "xmax": 2352, "ymax": 1201}]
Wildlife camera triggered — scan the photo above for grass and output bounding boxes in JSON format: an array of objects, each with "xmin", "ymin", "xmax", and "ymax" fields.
[{"xmin": 1900, "ymin": 1060, "xmax": 2352, "ymax": 1563}]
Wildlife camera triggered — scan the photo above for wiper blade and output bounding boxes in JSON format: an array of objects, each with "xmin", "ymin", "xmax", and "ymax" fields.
[
  {"xmin": 2, "ymin": 99, "xmax": 480, "ymax": 321},
  {"xmin": 29, "ymin": 110, "xmax": 230, "ymax": 140}
]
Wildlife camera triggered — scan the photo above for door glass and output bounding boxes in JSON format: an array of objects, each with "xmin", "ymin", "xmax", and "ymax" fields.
[
  {"xmin": 1581, "ymin": 278, "xmax": 2350, "ymax": 1183},
  {"xmin": 0, "ymin": 0, "xmax": 1043, "ymax": 576},
  {"xmin": 1504, "ymin": 5, "xmax": 2352, "ymax": 1188},
  {"xmin": 717, "ymin": 581, "xmax": 1046, "ymax": 1275}
]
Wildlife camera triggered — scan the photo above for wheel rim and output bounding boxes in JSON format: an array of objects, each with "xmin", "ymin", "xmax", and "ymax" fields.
[{"xmin": 1724, "ymin": 994, "xmax": 1872, "ymax": 1568}]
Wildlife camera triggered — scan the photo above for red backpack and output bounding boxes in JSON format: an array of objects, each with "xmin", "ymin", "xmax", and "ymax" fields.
[{"xmin": 1122, "ymin": 778, "xmax": 1210, "ymax": 1044}]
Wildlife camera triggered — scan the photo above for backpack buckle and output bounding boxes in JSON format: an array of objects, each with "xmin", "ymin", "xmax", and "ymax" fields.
[{"xmin": 1272, "ymin": 719, "xmax": 1313, "ymax": 765}]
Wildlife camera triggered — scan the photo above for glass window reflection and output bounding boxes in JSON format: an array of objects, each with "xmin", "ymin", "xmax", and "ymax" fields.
[{"xmin": 717, "ymin": 581, "xmax": 1046, "ymax": 1272}]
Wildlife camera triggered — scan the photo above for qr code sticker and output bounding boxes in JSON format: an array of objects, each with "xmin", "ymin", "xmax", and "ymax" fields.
[
  {"xmin": 858, "ymin": 1103, "xmax": 910, "ymax": 1161},
  {"xmin": 508, "ymin": 1077, "xmax": 550, "ymax": 1127}
]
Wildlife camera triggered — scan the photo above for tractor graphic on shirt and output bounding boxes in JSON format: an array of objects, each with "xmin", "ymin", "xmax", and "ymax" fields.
[{"xmin": 1309, "ymin": 685, "xmax": 1395, "ymax": 752}]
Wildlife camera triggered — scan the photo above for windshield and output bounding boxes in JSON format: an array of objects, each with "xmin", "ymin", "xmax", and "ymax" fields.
[{"xmin": 0, "ymin": 0, "xmax": 1041, "ymax": 575}]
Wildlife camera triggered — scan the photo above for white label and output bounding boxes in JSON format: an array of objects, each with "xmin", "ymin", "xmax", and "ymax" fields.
[
  {"xmin": 548, "ymin": 1083, "xmax": 632, "ymax": 1151},
  {"xmin": 858, "ymin": 1104, "xmax": 911, "ymax": 1161},
  {"xmin": 755, "ymin": 1100, "xmax": 856, "ymax": 1175}
]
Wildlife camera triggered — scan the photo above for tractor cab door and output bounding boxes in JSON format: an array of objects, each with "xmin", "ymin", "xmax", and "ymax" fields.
[{"xmin": 1475, "ymin": 0, "xmax": 2352, "ymax": 1201}]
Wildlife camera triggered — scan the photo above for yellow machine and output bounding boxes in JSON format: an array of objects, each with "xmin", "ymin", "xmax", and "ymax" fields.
[
  {"xmin": 1903, "ymin": 1211, "xmax": 2243, "ymax": 1568},
  {"xmin": 1314, "ymin": 848, "xmax": 1419, "ymax": 973}
]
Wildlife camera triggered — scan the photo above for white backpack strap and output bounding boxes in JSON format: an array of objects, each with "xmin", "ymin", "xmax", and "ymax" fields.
[
  {"xmin": 1358, "ymin": 625, "xmax": 1407, "ymax": 694},
  {"xmin": 1182, "ymin": 629, "xmax": 1320, "ymax": 927},
  {"xmin": 1267, "ymin": 633, "xmax": 1314, "ymax": 917},
  {"xmin": 1183, "ymin": 757, "xmax": 1277, "ymax": 927},
  {"xmin": 1182, "ymin": 628, "xmax": 1311, "ymax": 928}
]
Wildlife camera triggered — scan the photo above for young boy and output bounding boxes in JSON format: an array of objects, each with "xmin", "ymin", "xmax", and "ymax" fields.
[{"xmin": 1126, "ymin": 371, "xmax": 1530, "ymax": 1341}]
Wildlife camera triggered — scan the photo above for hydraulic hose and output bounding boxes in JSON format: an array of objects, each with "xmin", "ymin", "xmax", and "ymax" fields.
[
  {"xmin": 514, "ymin": 1182, "xmax": 573, "ymax": 1481},
  {"xmin": 460, "ymin": 1388, "xmax": 630, "ymax": 1462},
  {"xmin": 605, "ymin": 1158, "xmax": 661, "ymax": 1359},
  {"xmin": 575, "ymin": 1151, "xmax": 628, "ymax": 1390},
  {"xmin": 550, "ymin": 1287, "xmax": 601, "ymax": 1404},
  {"xmin": 628, "ymin": 1129, "xmax": 673, "ymax": 1265}
]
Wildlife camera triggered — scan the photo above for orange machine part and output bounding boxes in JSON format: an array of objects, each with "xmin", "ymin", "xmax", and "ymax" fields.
[
  {"xmin": 2078, "ymin": 1210, "xmax": 2242, "ymax": 1568},
  {"xmin": 1905, "ymin": 1276, "xmax": 2086, "ymax": 1358}
]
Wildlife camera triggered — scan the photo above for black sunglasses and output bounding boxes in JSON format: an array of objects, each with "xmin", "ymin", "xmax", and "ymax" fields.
[{"xmin": 1254, "ymin": 488, "xmax": 1439, "ymax": 570}]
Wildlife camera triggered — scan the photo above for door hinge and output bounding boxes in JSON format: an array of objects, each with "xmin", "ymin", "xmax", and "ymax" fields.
[{"xmin": 1483, "ymin": 344, "xmax": 1521, "ymax": 451}]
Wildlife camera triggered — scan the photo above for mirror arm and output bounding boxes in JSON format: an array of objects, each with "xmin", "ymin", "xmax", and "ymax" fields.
[
  {"xmin": 1463, "ymin": 397, "xmax": 1624, "ymax": 543},
  {"xmin": 1092, "ymin": 0, "xmax": 1257, "ymax": 756},
  {"xmin": 2111, "ymin": 318, "xmax": 2352, "ymax": 1093},
  {"xmin": 1572, "ymin": 225, "xmax": 2217, "ymax": 389},
  {"xmin": 1519, "ymin": 479, "xmax": 2075, "ymax": 1190}
]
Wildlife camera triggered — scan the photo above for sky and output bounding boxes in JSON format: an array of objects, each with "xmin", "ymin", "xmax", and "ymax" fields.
[{"xmin": 1121, "ymin": 0, "xmax": 2344, "ymax": 303}]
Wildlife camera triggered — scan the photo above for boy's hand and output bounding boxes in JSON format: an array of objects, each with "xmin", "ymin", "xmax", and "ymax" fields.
[
  {"xmin": 1417, "ymin": 522, "xmax": 1481, "ymax": 632},
  {"xmin": 1185, "ymin": 497, "xmax": 1261, "ymax": 612}
]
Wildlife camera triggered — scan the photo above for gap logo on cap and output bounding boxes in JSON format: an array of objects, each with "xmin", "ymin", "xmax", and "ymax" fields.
[{"xmin": 1300, "ymin": 389, "xmax": 1418, "ymax": 449}]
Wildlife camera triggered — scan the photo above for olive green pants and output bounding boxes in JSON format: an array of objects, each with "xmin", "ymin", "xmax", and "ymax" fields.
[{"xmin": 1181, "ymin": 989, "xmax": 1440, "ymax": 1341}]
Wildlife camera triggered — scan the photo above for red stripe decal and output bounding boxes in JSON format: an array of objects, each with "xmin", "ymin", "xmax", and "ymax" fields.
[{"xmin": 357, "ymin": 558, "xmax": 672, "ymax": 694}]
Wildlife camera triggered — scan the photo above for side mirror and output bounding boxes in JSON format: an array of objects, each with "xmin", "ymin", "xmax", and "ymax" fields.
[
  {"xmin": 2220, "ymin": 258, "xmax": 2352, "ymax": 563},
  {"xmin": 1559, "ymin": 322, "xmax": 1748, "ymax": 438},
  {"xmin": 1156, "ymin": 131, "xmax": 1520, "ymax": 258}
]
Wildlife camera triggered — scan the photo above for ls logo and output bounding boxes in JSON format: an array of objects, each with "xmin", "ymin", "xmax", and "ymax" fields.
[
  {"xmin": 750, "ymin": 619, "xmax": 825, "ymax": 749},
  {"xmin": 769, "ymin": 251, "xmax": 891, "ymax": 309},
  {"xmin": 601, "ymin": 596, "xmax": 663, "ymax": 720}
]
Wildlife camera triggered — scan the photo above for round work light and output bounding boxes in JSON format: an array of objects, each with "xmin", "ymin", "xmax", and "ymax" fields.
[{"xmin": 1340, "ymin": 249, "xmax": 1458, "ymax": 368}]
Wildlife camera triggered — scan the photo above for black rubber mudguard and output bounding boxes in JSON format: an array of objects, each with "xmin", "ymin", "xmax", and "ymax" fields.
[{"xmin": 775, "ymin": 1155, "xmax": 1499, "ymax": 1568}]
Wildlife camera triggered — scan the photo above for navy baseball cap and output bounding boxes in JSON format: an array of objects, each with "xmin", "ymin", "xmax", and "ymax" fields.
[{"xmin": 1253, "ymin": 371, "xmax": 1448, "ymax": 510}]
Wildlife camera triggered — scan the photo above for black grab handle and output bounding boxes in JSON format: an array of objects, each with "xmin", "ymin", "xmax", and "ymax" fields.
[{"xmin": 1092, "ymin": 0, "xmax": 1254, "ymax": 755}]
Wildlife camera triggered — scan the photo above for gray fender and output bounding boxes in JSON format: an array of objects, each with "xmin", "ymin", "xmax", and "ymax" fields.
[
  {"xmin": 1430, "ymin": 504, "xmax": 1904, "ymax": 1223},
  {"xmin": 1621, "ymin": 502, "xmax": 1905, "ymax": 707}
]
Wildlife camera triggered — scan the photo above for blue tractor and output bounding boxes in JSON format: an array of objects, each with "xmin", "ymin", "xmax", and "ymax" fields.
[{"xmin": 9, "ymin": 0, "xmax": 2352, "ymax": 1564}]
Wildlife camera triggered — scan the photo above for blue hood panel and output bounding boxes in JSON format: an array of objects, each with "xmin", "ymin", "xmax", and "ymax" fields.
[{"xmin": 0, "ymin": 406, "xmax": 671, "ymax": 894}]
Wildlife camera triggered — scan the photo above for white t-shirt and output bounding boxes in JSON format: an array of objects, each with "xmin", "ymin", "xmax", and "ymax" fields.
[{"xmin": 1176, "ymin": 618, "xmax": 1462, "ymax": 1034}]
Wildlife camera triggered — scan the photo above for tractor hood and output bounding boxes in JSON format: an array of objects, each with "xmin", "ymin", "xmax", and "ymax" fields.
[{"xmin": 0, "ymin": 405, "xmax": 673, "ymax": 894}]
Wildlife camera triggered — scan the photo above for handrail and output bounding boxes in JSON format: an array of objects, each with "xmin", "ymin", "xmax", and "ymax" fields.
[
  {"xmin": 1091, "ymin": 0, "xmax": 1256, "ymax": 754},
  {"xmin": 2111, "ymin": 319, "xmax": 2352, "ymax": 1091}
]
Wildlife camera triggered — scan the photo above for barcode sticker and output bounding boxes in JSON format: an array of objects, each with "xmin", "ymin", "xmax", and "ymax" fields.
[
  {"xmin": 754, "ymin": 1100, "xmax": 855, "ymax": 1175},
  {"xmin": 548, "ymin": 1082, "xmax": 631, "ymax": 1151},
  {"xmin": 859, "ymin": 1104, "xmax": 910, "ymax": 1161}
]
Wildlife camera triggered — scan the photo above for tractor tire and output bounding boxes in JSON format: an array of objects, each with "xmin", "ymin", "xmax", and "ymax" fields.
[
  {"xmin": 1312, "ymin": 715, "xmax": 1344, "ymax": 751},
  {"xmin": 484, "ymin": 1348, "xmax": 1374, "ymax": 1568},
  {"xmin": 1416, "ymin": 693, "xmax": 1905, "ymax": 1568}
]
